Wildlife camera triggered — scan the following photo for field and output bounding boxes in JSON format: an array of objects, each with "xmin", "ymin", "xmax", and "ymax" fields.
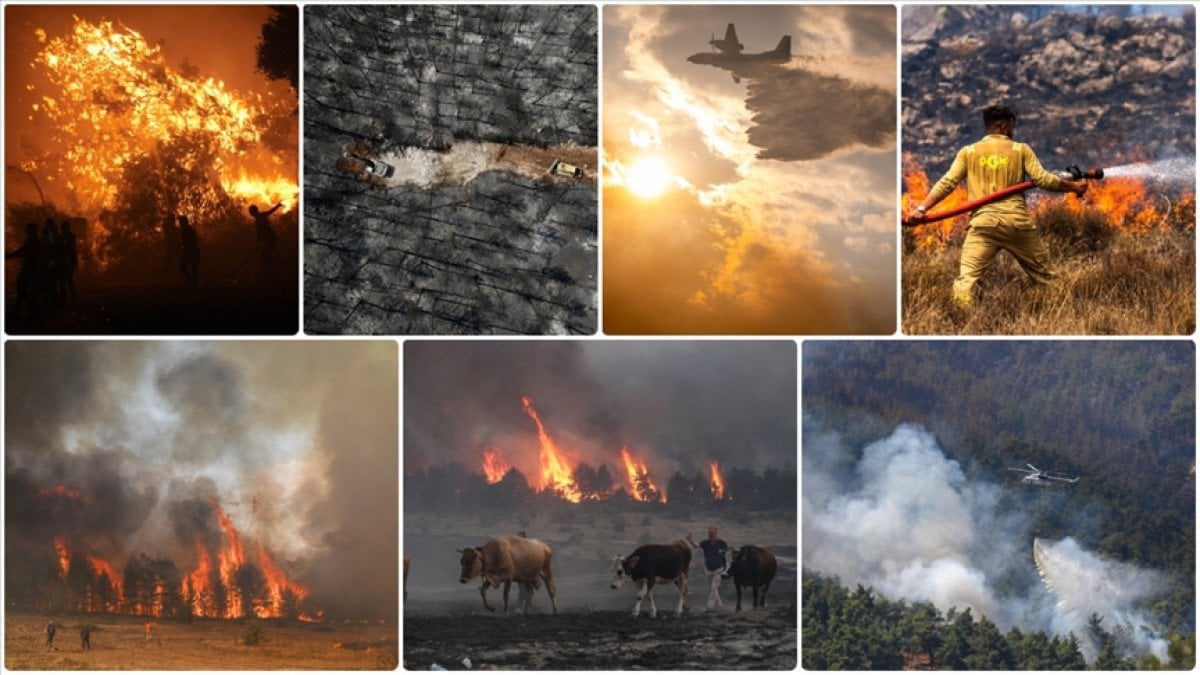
[
  {"xmin": 4, "ymin": 613, "xmax": 397, "ymax": 670},
  {"xmin": 903, "ymin": 215, "xmax": 1195, "ymax": 335},
  {"xmin": 404, "ymin": 509, "xmax": 797, "ymax": 670}
]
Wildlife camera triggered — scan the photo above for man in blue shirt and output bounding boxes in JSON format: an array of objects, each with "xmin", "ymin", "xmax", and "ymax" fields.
[{"xmin": 687, "ymin": 526, "xmax": 729, "ymax": 610}]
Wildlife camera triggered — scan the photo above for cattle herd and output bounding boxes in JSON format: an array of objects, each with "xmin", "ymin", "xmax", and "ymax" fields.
[{"xmin": 421, "ymin": 536, "xmax": 776, "ymax": 618}]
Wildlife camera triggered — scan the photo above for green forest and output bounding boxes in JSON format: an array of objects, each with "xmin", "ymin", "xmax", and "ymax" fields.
[{"xmin": 802, "ymin": 341, "xmax": 1195, "ymax": 668}]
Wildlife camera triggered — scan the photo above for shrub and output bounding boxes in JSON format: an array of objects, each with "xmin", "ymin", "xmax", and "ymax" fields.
[{"xmin": 242, "ymin": 622, "xmax": 265, "ymax": 646}]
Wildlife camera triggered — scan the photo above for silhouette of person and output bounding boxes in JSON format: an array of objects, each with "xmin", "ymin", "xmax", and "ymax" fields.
[
  {"xmin": 58, "ymin": 220, "xmax": 78, "ymax": 304},
  {"xmin": 40, "ymin": 220, "xmax": 62, "ymax": 309},
  {"xmin": 6, "ymin": 222, "xmax": 42, "ymax": 317},
  {"xmin": 178, "ymin": 216, "xmax": 200, "ymax": 287},
  {"xmin": 45, "ymin": 621, "xmax": 56, "ymax": 649},
  {"xmin": 249, "ymin": 202, "xmax": 282, "ymax": 283},
  {"xmin": 80, "ymin": 624, "xmax": 91, "ymax": 650},
  {"xmin": 162, "ymin": 213, "xmax": 180, "ymax": 276}
]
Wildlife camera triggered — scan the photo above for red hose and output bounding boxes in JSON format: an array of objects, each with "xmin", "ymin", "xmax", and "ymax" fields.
[{"xmin": 903, "ymin": 180, "xmax": 1035, "ymax": 227}]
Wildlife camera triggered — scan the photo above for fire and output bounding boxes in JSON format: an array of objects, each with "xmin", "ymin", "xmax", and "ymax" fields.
[
  {"xmin": 901, "ymin": 154, "xmax": 969, "ymax": 252},
  {"xmin": 27, "ymin": 16, "xmax": 297, "ymax": 266},
  {"xmin": 1050, "ymin": 177, "xmax": 1187, "ymax": 234},
  {"xmin": 619, "ymin": 447, "xmax": 666, "ymax": 503},
  {"xmin": 521, "ymin": 396, "xmax": 583, "ymax": 502},
  {"xmin": 183, "ymin": 542, "xmax": 217, "ymax": 617},
  {"xmin": 38, "ymin": 485, "xmax": 81, "ymax": 499},
  {"xmin": 709, "ymin": 460, "xmax": 727, "ymax": 500},
  {"xmin": 482, "ymin": 447, "xmax": 510, "ymax": 484},
  {"xmin": 87, "ymin": 555, "xmax": 125, "ymax": 611},
  {"xmin": 256, "ymin": 545, "xmax": 309, "ymax": 618},
  {"xmin": 53, "ymin": 536, "xmax": 71, "ymax": 578}
]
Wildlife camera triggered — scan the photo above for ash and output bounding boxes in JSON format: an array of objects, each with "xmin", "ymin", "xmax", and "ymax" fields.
[{"xmin": 304, "ymin": 5, "xmax": 597, "ymax": 335}]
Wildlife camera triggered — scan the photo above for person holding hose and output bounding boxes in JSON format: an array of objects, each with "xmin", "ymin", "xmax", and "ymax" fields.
[{"xmin": 907, "ymin": 105, "xmax": 1089, "ymax": 307}]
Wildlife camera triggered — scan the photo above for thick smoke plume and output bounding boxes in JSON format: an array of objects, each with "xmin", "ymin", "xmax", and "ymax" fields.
[
  {"xmin": 804, "ymin": 423, "xmax": 1167, "ymax": 658},
  {"xmin": 5, "ymin": 341, "xmax": 397, "ymax": 620}
]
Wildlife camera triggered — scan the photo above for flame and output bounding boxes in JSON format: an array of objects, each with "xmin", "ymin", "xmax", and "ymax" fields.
[
  {"xmin": 619, "ymin": 446, "xmax": 666, "ymax": 503},
  {"xmin": 86, "ymin": 555, "xmax": 125, "ymax": 611},
  {"xmin": 901, "ymin": 154, "xmax": 969, "ymax": 252},
  {"xmin": 53, "ymin": 536, "xmax": 71, "ymax": 578},
  {"xmin": 709, "ymin": 460, "xmax": 727, "ymax": 500},
  {"xmin": 183, "ymin": 542, "xmax": 218, "ymax": 617},
  {"xmin": 27, "ymin": 16, "xmax": 296, "ymax": 269},
  {"xmin": 521, "ymin": 396, "xmax": 582, "ymax": 502},
  {"xmin": 482, "ymin": 447, "xmax": 510, "ymax": 484},
  {"xmin": 256, "ymin": 545, "xmax": 309, "ymax": 618},
  {"xmin": 210, "ymin": 500, "xmax": 246, "ymax": 618},
  {"xmin": 37, "ymin": 485, "xmax": 81, "ymax": 499}
]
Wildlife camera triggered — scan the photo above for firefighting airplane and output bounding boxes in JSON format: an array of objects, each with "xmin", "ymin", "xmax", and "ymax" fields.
[
  {"xmin": 687, "ymin": 24, "xmax": 792, "ymax": 83},
  {"xmin": 1009, "ymin": 464, "xmax": 1079, "ymax": 486}
]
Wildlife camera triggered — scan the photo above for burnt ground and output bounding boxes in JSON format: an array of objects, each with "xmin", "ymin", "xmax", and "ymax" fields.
[
  {"xmin": 403, "ymin": 607, "xmax": 796, "ymax": 670},
  {"xmin": 304, "ymin": 5, "xmax": 597, "ymax": 335}
]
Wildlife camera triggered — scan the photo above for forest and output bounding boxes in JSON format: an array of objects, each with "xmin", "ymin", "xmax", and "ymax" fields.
[{"xmin": 802, "ymin": 341, "xmax": 1194, "ymax": 667}]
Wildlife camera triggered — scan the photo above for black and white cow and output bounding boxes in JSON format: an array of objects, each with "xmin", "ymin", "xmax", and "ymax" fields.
[
  {"xmin": 722, "ymin": 545, "xmax": 776, "ymax": 611},
  {"xmin": 610, "ymin": 541, "xmax": 692, "ymax": 618}
]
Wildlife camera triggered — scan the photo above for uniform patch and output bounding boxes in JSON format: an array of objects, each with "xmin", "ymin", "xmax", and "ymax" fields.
[{"xmin": 979, "ymin": 154, "xmax": 1009, "ymax": 170}]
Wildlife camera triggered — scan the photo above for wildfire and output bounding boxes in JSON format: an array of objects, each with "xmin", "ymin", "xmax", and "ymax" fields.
[
  {"xmin": 482, "ymin": 447, "xmax": 510, "ymax": 484},
  {"xmin": 37, "ymin": 485, "xmax": 81, "ymax": 499},
  {"xmin": 709, "ymin": 460, "xmax": 727, "ymax": 500},
  {"xmin": 256, "ymin": 546, "xmax": 309, "ymax": 618},
  {"xmin": 521, "ymin": 396, "xmax": 583, "ymax": 502},
  {"xmin": 53, "ymin": 536, "xmax": 71, "ymax": 578},
  {"xmin": 27, "ymin": 16, "xmax": 297, "ymax": 263},
  {"xmin": 901, "ymin": 154, "xmax": 969, "ymax": 252},
  {"xmin": 87, "ymin": 555, "xmax": 125, "ymax": 611},
  {"xmin": 619, "ymin": 447, "xmax": 666, "ymax": 503}
]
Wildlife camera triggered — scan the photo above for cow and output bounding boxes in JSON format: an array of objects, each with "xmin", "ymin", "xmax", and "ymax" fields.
[
  {"xmin": 458, "ymin": 535, "xmax": 558, "ymax": 615},
  {"xmin": 610, "ymin": 541, "xmax": 692, "ymax": 618},
  {"xmin": 722, "ymin": 545, "xmax": 776, "ymax": 611},
  {"xmin": 403, "ymin": 553, "xmax": 410, "ymax": 601}
]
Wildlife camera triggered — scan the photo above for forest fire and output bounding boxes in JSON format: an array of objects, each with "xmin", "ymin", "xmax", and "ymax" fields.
[
  {"xmin": 482, "ymin": 448, "xmax": 510, "ymax": 484},
  {"xmin": 620, "ymin": 446, "xmax": 666, "ymax": 503},
  {"xmin": 709, "ymin": 460, "xmax": 727, "ymax": 500},
  {"xmin": 37, "ymin": 484, "xmax": 81, "ymax": 499},
  {"xmin": 53, "ymin": 536, "xmax": 70, "ymax": 578},
  {"xmin": 901, "ymin": 155, "xmax": 1190, "ymax": 250},
  {"xmin": 521, "ymin": 396, "xmax": 583, "ymax": 503},
  {"xmin": 15, "ymin": 14, "xmax": 298, "ymax": 272}
]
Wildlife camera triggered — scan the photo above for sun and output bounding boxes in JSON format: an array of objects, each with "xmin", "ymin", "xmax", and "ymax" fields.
[{"xmin": 625, "ymin": 155, "xmax": 672, "ymax": 199}]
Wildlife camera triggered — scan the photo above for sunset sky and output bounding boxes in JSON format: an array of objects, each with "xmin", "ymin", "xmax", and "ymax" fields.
[{"xmin": 603, "ymin": 5, "xmax": 897, "ymax": 334}]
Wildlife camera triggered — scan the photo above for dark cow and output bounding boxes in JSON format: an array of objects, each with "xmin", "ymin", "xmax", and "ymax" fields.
[
  {"xmin": 722, "ymin": 545, "xmax": 776, "ymax": 611},
  {"xmin": 458, "ymin": 535, "xmax": 558, "ymax": 615},
  {"xmin": 610, "ymin": 541, "xmax": 692, "ymax": 618}
]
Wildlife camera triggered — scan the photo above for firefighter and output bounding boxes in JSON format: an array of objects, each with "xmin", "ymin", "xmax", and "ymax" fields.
[
  {"xmin": 45, "ymin": 621, "xmax": 56, "ymax": 649},
  {"xmin": 906, "ymin": 105, "xmax": 1088, "ymax": 306}
]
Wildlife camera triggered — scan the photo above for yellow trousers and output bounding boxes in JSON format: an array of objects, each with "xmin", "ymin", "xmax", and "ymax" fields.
[{"xmin": 952, "ymin": 216, "xmax": 1055, "ymax": 305}]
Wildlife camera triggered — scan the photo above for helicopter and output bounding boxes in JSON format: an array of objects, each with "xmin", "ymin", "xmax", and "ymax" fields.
[{"xmin": 1009, "ymin": 464, "xmax": 1079, "ymax": 486}]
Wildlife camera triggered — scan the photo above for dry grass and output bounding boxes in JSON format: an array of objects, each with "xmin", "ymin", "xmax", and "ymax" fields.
[
  {"xmin": 5, "ymin": 613, "xmax": 397, "ymax": 670},
  {"xmin": 902, "ymin": 212, "xmax": 1195, "ymax": 335}
]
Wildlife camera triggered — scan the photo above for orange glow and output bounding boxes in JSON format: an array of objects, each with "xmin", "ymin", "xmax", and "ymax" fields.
[
  {"xmin": 709, "ymin": 460, "xmax": 727, "ymax": 500},
  {"xmin": 37, "ymin": 485, "xmax": 81, "ymax": 499},
  {"xmin": 482, "ymin": 447, "xmax": 510, "ymax": 484},
  {"xmin": 86, "ymin": 555, "xmax": 125, "ymax": 611},
  {"xmin": 212, "ymin": 500, "xmax": 246, "ymax": 618},
  {"xmin": 256, "ymin": 546, "xmax": 310, "ymax": 618},
  {"xmin": 521, "ymin": 396, "xmax": 583, "ymax": 502},
  {"xmin": 53, "ymin": 536, "xmax": 71, "ymax": 578},
  {"xmin": 619, "ymin": 447, "xmax": 666, "ymax": 503},
  {"xmin": 1051, "ymin": 177, "xmax": 1172, "ymax": 234},
  {"xmin": 183, "ymin": 541, "xmax": 218, "ymax": 617},
  {"xmin": 902, "ymin": 153, "xmax": 969, "ymax": 252}
]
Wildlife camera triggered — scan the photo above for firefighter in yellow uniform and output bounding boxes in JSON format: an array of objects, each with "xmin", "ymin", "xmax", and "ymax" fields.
[{"xmin": 908, "ymin": 105, "xmax": 1088, "ymax": 306}]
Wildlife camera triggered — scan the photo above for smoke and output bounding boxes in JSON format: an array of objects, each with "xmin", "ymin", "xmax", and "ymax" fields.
[
  {"xmin": 403, "ymin": 341, "xmax": 796, "ymax": 479},
  {"xmin": 804, "ymin": 422, "xmax": 1168, "ymax": 658},
  {"xmin": 1103, "ymin": 157, "xmax": 1196, "ymax": 183},
  {"xmin": 4, "ymin": 341, "xmax": 398, "ymax": 620}
]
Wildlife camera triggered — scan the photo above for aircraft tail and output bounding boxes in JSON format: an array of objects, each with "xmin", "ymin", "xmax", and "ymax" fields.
[{"xmin": 774, "ymin": 36, "xmax": 791, "ymax": 56}]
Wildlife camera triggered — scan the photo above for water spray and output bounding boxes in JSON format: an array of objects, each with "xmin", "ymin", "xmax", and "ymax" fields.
[{"xmin": 903, "ymin": 165, "xmax": 1105, "ymax": 227}]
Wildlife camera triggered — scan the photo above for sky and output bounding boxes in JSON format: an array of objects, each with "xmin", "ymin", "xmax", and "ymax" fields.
[
  {"xmin": 5, "ymin": 340, "xmax": 398, "ymax": 619},
  {"xmin": 4, "ymin": 5, "xmax": 295, "ymax": 210},
  {"xmin": 602, "ymin": 5, "xmax": 897, "ymax": 335},
  {"xmin": 404, "ymin": 340, "xmax": 797, "ymax": 481}
]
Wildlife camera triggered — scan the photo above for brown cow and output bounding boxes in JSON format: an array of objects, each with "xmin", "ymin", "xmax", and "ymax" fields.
[
  {"xmin": 722, "ymin": 545, "xmax": 776, "ymax": 611},
  {"xmin": 403, "ymin": 553, "xmax": 410, "ymax": 601},
  {"xmin": 458, "ymin": 535, "xmax": 558, "ymax": 614}
]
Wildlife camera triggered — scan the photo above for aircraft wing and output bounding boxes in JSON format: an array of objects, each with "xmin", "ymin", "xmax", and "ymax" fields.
[{"xmin": 724, "ymin": 23, "xmax": 738, "ymax": 45}]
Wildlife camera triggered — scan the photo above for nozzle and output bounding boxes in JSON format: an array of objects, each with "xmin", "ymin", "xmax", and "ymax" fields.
[{"xmin": 1064, "ymin": 164, "xmax": 1104, "ymax": 180}]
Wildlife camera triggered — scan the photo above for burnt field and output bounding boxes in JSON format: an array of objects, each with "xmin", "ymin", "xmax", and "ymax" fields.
[
  {"xmin": 5, "ymin": 612, "xmax": 397, "ymax": 670},
  {"xmin": 404, "ymin": 607, "xmax": 796, "ymax": 670},
  {"xmin": 404, "ymin": 511, "xmax": 797, "ymax": 670}
]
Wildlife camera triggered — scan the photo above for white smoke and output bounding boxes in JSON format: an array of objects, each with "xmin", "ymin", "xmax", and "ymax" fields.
[
  {"xmin": 1034, "ymin": 537, "xmax": 1169, "ymax": 661},
  {"xmin": 1102, "ymin": 157, "xmax": 1195, "ymax": 183},
  {"xmin": 803, "ymin": 423, "xmax": 1168, "ymax": 659}
]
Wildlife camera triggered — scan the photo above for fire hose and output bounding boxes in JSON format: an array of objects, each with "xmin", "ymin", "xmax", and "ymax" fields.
[{"xmin": 903, "ymin": 165, "xmax": 1104, "ymax": 227}]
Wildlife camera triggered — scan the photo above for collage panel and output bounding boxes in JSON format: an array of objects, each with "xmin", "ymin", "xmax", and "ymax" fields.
[
  {"xmin": 4, "ymin": 5, "xmax": 300, "ymax": 335},
  {"xmin": 4, "ymin": 340, "xmax": 398, "ymax": 669},
  {"xmin": 303, "ymin": 5, "xmax": 598, "ymax": 336},
  {"xmin": 403, "ymin": 340, "xmax": 797, "ymax": 669},
  {"xmin": 802, "ymin": 340, "xmax": 1195, "ymax": 669},
  {"xmin": 901, "ymin": 5, "xmax": 1195, "ymax": 335},
  {"xmin": 602, "ymin": 5, "xmax": 897, "ymax": 335}
]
